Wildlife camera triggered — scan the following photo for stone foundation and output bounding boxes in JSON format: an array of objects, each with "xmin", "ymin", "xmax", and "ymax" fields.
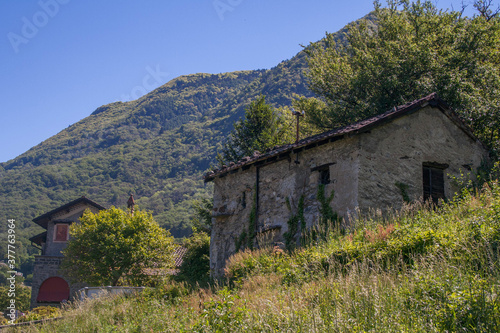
[{"xmin": 30, "ymin": 256, "xmax": 85, "ymax": 309}]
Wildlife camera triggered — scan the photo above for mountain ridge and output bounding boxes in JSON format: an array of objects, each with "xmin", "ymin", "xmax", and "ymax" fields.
[
  {"xmin": 0, "ymin": 18, "xmax": 355, "ymax": 281},
  {"xmin": 0, "ymin": 48, "xmax": 315, "ymax": 236}
]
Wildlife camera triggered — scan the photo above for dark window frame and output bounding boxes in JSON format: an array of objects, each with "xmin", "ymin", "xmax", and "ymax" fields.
[
  {"xmin": 319, "ymin": 168, "xmax": 331, "ymax": 185},
  {"xmin": 423, "ymin": 162, "xmax": 448, "ymax": 204},
  {"xmin": 311, "ymin": 163, "xmax": 334, "ymax": 186}
]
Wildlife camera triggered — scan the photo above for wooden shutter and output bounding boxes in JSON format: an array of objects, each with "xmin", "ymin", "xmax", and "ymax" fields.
[{"xmin": 423, "ymin": 166, "xmax": 445, "ymax": 204}]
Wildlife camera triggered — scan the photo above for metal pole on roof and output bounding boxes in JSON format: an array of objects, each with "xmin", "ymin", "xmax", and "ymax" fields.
[{"xmin": 291, "ymin": 108, "xmax": 305, "ymax": 143}]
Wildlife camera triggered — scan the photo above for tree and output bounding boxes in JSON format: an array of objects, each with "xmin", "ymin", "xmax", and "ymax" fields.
[
  {"xmin": 0, "ymin": 284, "xmax": 31, "ymax": 313},
  {"xmin": 303, "ymin": 0, "xmax": 500, "ymax": 154},
  {"xmin": 61, "ymin": 207, "xmax": 177, "ymax": 286},
  {"xmin": 175, "ymin": 231, "xmax": 211, "ymax": 287},
  {"xmin": 219, "ymin": 96, "xmax": 295, "ymax": 164},
  {"xmin": 191, "ymin": 197, "xmax": 213, "ymax": 234}
]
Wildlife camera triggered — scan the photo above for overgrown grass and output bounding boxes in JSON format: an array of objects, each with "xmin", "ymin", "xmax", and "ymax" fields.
[{"xmin": 7, "ymin": 183, "xmax": 500, "ymax": 332}]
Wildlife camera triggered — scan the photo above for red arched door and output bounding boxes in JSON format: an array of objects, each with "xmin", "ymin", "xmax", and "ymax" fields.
[{"xmin": 37, "ymin": 277, "xmax": 70, "ymax": 302}]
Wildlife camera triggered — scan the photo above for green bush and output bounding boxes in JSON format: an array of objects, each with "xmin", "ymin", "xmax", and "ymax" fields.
[
  {"xmin": 15, "ymin": 306, "xmax": 60, "ymax": 323},
  {"xmin": 0, "ymin": 284, "xmax": 31, "ymax": 313},
  {"xmin": 141, "ymin": 280, "xmax": 190, "ymax": 305},
  {"xmin": 192, "ymin": 287, "xmax": 248, "ymax": 331},
  {"xmin": 176, "ymin": 231, "xmax": 211, "ymax": 287}
]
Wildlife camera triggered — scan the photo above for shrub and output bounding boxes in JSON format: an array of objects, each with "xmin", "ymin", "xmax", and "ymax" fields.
[
  {"xmin": 141, "ymin": 280, "xmax": 190, "ymax": 305},
  {"xmin": 15, "ymin": 306, "xmax": 60, "ymax": 323},
  {"xmin": 176, "ymin": 230, "xmax": 211, "ymax": 287}
]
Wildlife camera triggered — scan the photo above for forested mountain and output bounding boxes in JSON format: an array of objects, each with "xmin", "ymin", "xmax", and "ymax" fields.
[{"xmin": 0, "ymin": 32, "xmax": 318, "ymax": 278}]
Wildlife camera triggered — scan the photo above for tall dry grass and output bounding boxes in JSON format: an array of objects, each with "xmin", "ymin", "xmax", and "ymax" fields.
[{"xmin": 8, "ymin": 182, "xmax": 500, "ymax": 332}]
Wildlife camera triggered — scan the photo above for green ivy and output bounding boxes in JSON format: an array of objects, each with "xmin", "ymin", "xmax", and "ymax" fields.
[
  {"xmin": 283, "ymin": 195, "xmax": 305, "ymax": 251},
  {"xmin": 395, "ymin": 181, "xmax": 410, "ymax": 203},
  {"xmin": 235, "ymin": 231, "xmax": 247, "ymax": 253},
  {"xmin": 247, "ymin": 189, "xmax": 258, "ymax": 250},
  {"xmin": 235, "ymin": 187, "xmax": 257, "ymax": 252},
  {"xmin": 317, "ymin": 184, "xmax": 337, "ymax": 224},
  {"xmin": 302, "ymin": 184, "xmax": 341, "ymax": 244}
]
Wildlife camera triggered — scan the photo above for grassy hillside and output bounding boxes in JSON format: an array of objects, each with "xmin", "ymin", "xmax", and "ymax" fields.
[{"xmin": 8, "ymin": 182, "xmax": 500, "ymax": 332}]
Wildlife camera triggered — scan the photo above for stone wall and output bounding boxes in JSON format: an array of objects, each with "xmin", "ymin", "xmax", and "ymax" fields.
[
  {"xmin": 30, "ymin": 256, "xmax": 85, "ymax": 308},
  {"xmin": 357, "ymin": 106, "xmax": 489, "ymax": 213},
  {"xmin": 210, "ymin": 136, "xmax": 360, "ymax": 277},
  {"xmin": 210, "ymin": 105, "xmax": 490, "ymax": 278}
]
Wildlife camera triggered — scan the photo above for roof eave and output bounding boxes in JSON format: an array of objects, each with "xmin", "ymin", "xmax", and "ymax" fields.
[
  {"xmin": 204, "ymin": 93, "xmax": 485, "ymax": 181},
  {"xmin": 32, "ymin": 197, "xmax": 106, "ymax": 227}
]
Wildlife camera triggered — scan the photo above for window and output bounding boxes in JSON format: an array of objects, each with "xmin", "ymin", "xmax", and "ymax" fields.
[
  {"xmin": 423, "ymin": 164, "xmax": 446, "ymax": 204},
  {"xmin": 53, "ymin": 224, "xmax": 69, "ymax": 242},
  {"xmin": 319, "ymin": 168, "xmax": 331, "ymax": 185},
  {"xmin": 312, "ymin": 163, "xmax": 334, "ymax": 185}
]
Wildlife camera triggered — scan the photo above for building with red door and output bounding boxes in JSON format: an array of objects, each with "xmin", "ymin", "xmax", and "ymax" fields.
[{"xmin": 29, "ymin": 197, "xmax": 105, "ymax": 308}]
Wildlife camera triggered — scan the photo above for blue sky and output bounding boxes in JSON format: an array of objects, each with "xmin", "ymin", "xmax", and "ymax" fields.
[{"xmin": 0, "ymin": 0, "xmax": 479, "ymax": 163}]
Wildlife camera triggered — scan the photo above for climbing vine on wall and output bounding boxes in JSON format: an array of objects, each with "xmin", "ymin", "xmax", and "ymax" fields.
[
  {"xmin": 302, "ymin": 183, "xmax": 341, "ymax": 244},
  {"xmin": 235, "ymin": 188, "xmax": 257, "ymax": 252},
  {"xmin": 317, "ymin": 184, "xmax": 337, "ymax": 224},
  {"xmin": 247, "ymin": 189, "xmax": 257, "ymax": 249},
  {"xmin": 283, "ymin": 195, "xmax": 305, "ymax": 251},
  {"xmin": 395, "ymin": 181, "xmax": 410, "ymax": 203}
]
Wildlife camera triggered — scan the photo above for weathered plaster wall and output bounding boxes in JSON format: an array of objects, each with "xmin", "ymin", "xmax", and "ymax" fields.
[
  {"xmin": 357, "ymin": 106, "xmax": 489, "ymax": 212},
  {"xmin": 210, "ymin": 137, "xmax": 360, "ymax": 277},
  {"xmin": 211, "ymin": 167, "xmax": 256, "ymax": 277}
]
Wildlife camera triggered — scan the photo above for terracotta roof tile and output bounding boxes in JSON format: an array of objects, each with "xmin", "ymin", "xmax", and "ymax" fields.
[{"xmin": 173, "ymin": 246, "xmax": 188, "ymax": 267}]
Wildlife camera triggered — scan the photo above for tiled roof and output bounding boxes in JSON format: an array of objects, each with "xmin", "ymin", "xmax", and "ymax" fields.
[
  {"xmin": 204, "ymin": 93, "xmax": 476, "ymax": 182},
  {"xmin": 143, "ymin": 246, "xmax": 188, "ymax": 276},
  {"xmin": 33, "ymin": 196, "xmax": 106, "ymax": 229},
  {"xmin": 173, "ymin": 246, "xmax": 188, "ymax": 267},
  {"xmin": 29, "ymin": 231, "xmax": 47, "ymax": 246}
]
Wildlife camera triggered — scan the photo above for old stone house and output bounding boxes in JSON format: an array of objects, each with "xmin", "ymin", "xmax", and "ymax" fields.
[
  {"xmin": 204, "ymin": 93, "xmax": 490, "ymax": 277},
  {"xmin": 29, "ymin": 197, "xmax": 105, "ymax": 308}
]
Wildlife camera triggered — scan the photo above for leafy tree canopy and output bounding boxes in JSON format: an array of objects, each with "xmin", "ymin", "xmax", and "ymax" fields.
[
  {"xmin": 302, "ymin": 0, "xmax": 500, "ymax": 154},
  {"xmin": 0, "ymin": 284, "xmax": 31, "ymax": 313},
  {"xmin": 191, "ymin": 197, "xmax": 213, "ymax": 234},
  {"xmin": 61, "ymin": 207, "xmax": 177, "ymax": 286},
  {"xmin": 218, "ymin": 96, "xmax": 296, "ymax": 164},
  {"xmin": 175, "ymin": 230, "xmax": 211, "ymax": 287}
]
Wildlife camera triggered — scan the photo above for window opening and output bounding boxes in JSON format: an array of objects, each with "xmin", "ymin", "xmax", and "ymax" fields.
[
  {"xmin": 319, "ymin": 168, "xmax": 331, "ymax": 185},
  {"xmin": 423, "ymin": 164, "xmax": 445, "ymax": 204},
  {"xmin": 54, "ymin": 224, "xmax": 69, "ymax": 242}
]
